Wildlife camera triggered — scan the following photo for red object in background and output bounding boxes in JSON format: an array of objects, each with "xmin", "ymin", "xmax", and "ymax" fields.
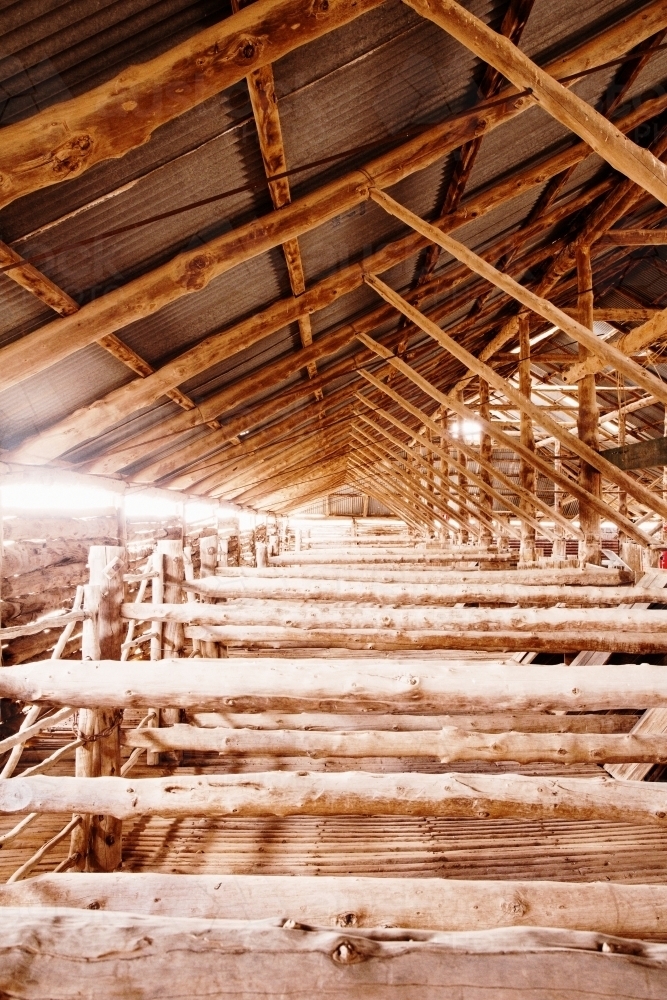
[{"xmin": 660, "ymin": 551, "xmax": 667, "ymax": 570}]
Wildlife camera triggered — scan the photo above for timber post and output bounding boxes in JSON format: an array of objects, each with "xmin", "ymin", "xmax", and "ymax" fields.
[
  {"xmin": 70, "ymin": 544, "xmax": 125, "ymax": 872},
  {"xmin": 478, "ymin": 379, "xmax": 494, "ymax": 548},
  {"xmin": 576, "ymin": 245, "xmax": 602, "ymax": 566},
  {"xmin": 200, "ymin": 534, "xmax": 222, "ymax": 659},
  {"xmin": 158, "ymin": 539, "xmax": 185, "ymax": 761},
  {"xmin": 518, "ymin": 315, "xmax": 537, "ymax": 565}
]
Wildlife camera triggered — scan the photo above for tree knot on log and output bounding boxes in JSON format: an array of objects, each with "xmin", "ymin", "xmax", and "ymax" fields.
[{"xmin": 76, "ymin": 710, "xmax": 124, "ymax": 744}]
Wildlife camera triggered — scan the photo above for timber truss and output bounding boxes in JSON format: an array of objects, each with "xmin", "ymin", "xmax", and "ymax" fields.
[{"xmin": 3, "ymin": 0, "xmax": 667, "ymax": 549}]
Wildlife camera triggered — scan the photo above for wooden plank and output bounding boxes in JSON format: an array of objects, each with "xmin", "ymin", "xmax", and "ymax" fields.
[
  {"xmin": 601, "ymin": 436, "xmax": 667, "ymax": 471},
  {"xmin": 4, "ymin": 874, "xmax": 667, "ymax": 938},
  {"xmin": 5, "ymin": 771, "xmax": 667, "ymax": 825},
  {"xmin": 123, "ymin": 724, "xmax": 667, "ymax": 764},
  {"xmin": 2, "ymin": 659, "xmax": 667, "ymax": 712},
  {"xmin": 2, "ymin": 911, "xmax": 667, "ymax": 999},
  {"xmin": 1, "ymin": 8, "xmax": 662, "ymax": 408},
  {"xmin": 404, "ymin": 0, "xmax": 667, "ymax": 206},
  {"xmin": 0, "ymin": 0, "xmax": 386, "ymax": 210}
]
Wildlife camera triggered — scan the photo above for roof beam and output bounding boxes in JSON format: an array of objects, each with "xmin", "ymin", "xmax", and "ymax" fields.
[
  {"xmin": 1, "ymin": 7, "xmax": 663, "ymax": 403},
  {"xmin": 405, "ymin": 0, "xmax": 667, "ymax": 206},
  {"xmin": 0, "ymin": 0, "xmax": 386, "ymax": 211},
  {"xmin": 357, "ymin": 336, "xmax": 653, "ymax": 546}
]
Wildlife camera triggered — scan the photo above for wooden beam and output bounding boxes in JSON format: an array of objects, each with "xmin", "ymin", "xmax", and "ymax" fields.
[
  {"xmin": 0, "ymin": 0, "xmax": 386, "ymax": 210},
  {"xmin": 6, "ymin": 658, "xmax": 667, "ymax": 710},
  {"xmin": 404, "ymin": 0, "xmax": 667, "ymax": 206},
  {"xmin": 1, "ymin": 910, "xmax": 667, "ymax": 999},
  {"xmin": 601, "ymin": 436, "xmax": 667, "ymax": 471},
  {"xmin": 123, "ymin": 724, "xmax": 667, "ymax": 764},
  {"xmin": 2, "ymin": 9, "xmax": 663, "ymax": 411},
  {"xmin": 370, "ymin": 187, "xmax": 667, "ymax": 409},
  {"xmin": 599, "ymin": 229, "xmax": 667, "ymax": 244},
  {"xmin": 359, "ymin": 279, "xmax": 666, "ymax": 539},
  {"xmin": 564, "ymin": 305, "xmax": 667, "ymax": 382},
  {"xmin": 8, "ymin": 92, "xmax": 665, "ymax": 474},
  {"xmin": 354, "ymin": 383, "xmax": 578, "ymax": 538},
  {"xmin": 5, "ymin": 771, "xmax": 667, "ymax": 825},
  {"xmin": 184, "ymin": 575, "xmax": 661, "ymax": 607},
  {"xmin": 4, "ymin": 874, "xmax": 667, "ymax": 938},
  {"xmin": 208, "ymin": 565, "xmax": 633, "ymax": 584},
  {"xmin": 355, "ymin": 404, "xmax": 542, "ymax": 539}
]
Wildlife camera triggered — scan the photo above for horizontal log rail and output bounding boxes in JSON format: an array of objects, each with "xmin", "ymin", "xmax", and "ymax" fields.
[
  {"xmin": 3, "ymin": 771, "xmax": 667, "ymax": 825},
  {"xmin": 186, "ymin": 624, "xmax": 667, "ymax": 653},
  {"xmin": 1, "ymin": 659, "xmax": 666, "ymax": 712},
  {"xmin": 188, "ymin": 711, "xmax": 641, "ymax": 733},
  {"xmin": 123, "ymin": 602, "xmax": 667, "ymax": 634},
  {"xmin": 183, "ymin": 576, "xmax": 660, "ymax": 607},
  {"xmin": 209, "ymin": 566, "xmax": 634, "ymax": 585},
  {"xmin": 0, "ymin": 611, "xmax": 86, "ymax": 642},
  {"xmin": 1, "ymin": 873, "xmax": 666, "ymax": 938},
  {"xmin": 0, "ymin": 706, "xmax": 74, "ymax": 756},
  {"xmin": 123, "ymin": 724, "xmax": 667, "ymax": 764},
  {"xmin": 1, "ymin": 912, "xmax": 666, "ymax": 999}
]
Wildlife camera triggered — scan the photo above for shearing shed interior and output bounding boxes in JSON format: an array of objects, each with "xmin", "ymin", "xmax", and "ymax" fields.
[{"xmin": 8, "ymin": 0, "xmax": 667, "ymax": 995}]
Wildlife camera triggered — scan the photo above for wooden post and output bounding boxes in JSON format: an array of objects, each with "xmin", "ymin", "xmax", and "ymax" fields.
[
  {"xmin": 158, "ymin": 539, "xmax": 185, "ymax": 761},
  {"xmin": 576, "ymin": 245, "xmax": 602, "ymax": 566},
  {"xmin": 477, "ymin": 379, "xmax": 494, "ymax": 547},
  {"xmin": 199, "ymin": 534, "xmax": 221, "ymax": 659},
  {"xmin": 552, "ymin": 439, "xmax": 567, "ymax": 560},
  {"xmin": 456, "ymin": 392, "xmax": 469, "ymax": 545},
  {"xmin": 518, "ymin": 315, "xmax": 537, "ymax": 564},
  {"xmin": 70, "ymin": 545, "xmax": 125, "ymax": 872},
  {"xmin": 618, "ymin": 410, "xmax": 627, "ymax": 540},
  {"xmin": 147, "ymin": 549, "xmax": 164, "ymax": 766}
]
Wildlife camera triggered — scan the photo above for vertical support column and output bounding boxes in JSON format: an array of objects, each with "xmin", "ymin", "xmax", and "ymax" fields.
[
  {"xmin": 478, "ymin": 377, "xmax": 494, "ymax": 548},
  {"xmin": 199, "ymin": 535, "xmax": 223, "ymax": 659},
  {"xmin": 146, "ymin": 547, "xmax": 164, "ymax": 767},
  {"xmin": 70, "ymin": 545, "xmax": 125, "ymax": 872},
  {"xmin": 663, "ymin": 407, "xmax": 667, "ymax": 545},
  {"xmin": 456, "ymin": 391, "xmax": 469, "ymax": 545},
  {"xmin": 618, "ymin": 410, "xmax": 628, "ymax": 540},
  {"xmin": 159, "ymin": 539, "xmax": 184, "ymax": 762},
  {"xmin": 518, "ymin": 315, "xmax": 537, "ymax": 565},
  {"xmin": 552, "ymin": 440, "xmax": 567, "ymax": 561},
  {"xmin": 576, "ymin": 245, "xmax": 602, "ymax": 566}
]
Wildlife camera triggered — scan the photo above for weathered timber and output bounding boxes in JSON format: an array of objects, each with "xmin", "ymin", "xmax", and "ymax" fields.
[
  {"xmin": 183, "ymin": 576, "xmax": 655, "ymax": 607},
  {"xmin": 188, "ymin": 712, "xmax": 640, "ymax": 733},
  {"xmin": 1, "ymin": 9, "xmax": 661, "ymax": 406},
  {"xmin": 70, "ymin": 547, "xmax": 124, "ymax": 873},
  {"xmin": 1, "ymin": 516, "xmax": 118, "ymax": 542},
  {"xmin": 599, "ymin": 229, "xmax": 667, "ymax": 244},
  {"xmin": 186, "ymin": 624, "xmax": 667, "ymax": 653},
  {"xmin": 3, "ymin": 874, "xmax": 667, "ymax": 937},
  {"xmin": 0, "ymin": 0, "xmax": 385, "ymax": 210},
  {"xmin": 1, "ymin": 912, "xmax": 667, "ymax": 1000},
  {"xmin": 268, "ymin": 550, "xmax": 516, "ymax": 565},
  {"xmin": 601, "ymin": 436, "xmax": 667, "ymax": 471},
  {"xmin": 358, "ymin": 345, "xmax": 652, "ymax": 546},
  {"xmin": 366, "ymin": 195, "xmax": 667, "ymax": 432},
  {"xmin": 2, "ymin": 659, "xmax": 666, "ymax": 712},
  {"xmin": 123, "ymin": 724, "xmax": 667, "ymax": 764},
  {"xmin": 563, "ymin": 304, "xmax": 667, "ymax": 382},
  {"xmin": 4, "ymin": 772, "xmax": 667, "ymax": 824},
  {"xmin": 1, "ymin": 540, "xmax": 111, "ymax": 579},
  {"xmin": 131, "ymin": 602, "xmax": 667, "ymax": 635},
  {"xmin": 7, "ymin": 102, "xmax": 661, "ymax": 476},
  {"xmin": 405, "ymin": 0, "xmax": 667, "ymax": 205}
]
